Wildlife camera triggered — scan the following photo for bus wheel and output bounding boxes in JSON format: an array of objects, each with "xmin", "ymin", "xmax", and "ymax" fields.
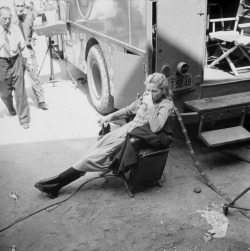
[{"xmin": 87, "ymin": 45, "xmax": 114, "ymax": 114}]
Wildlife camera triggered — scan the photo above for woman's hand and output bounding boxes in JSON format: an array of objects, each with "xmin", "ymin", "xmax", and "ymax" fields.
[
  {"xmin": 143, "ymin": 93, "xmax": 154, "ymax": 107},
  {"xmin": 97, "ymin": 114, "xmax": 112, "ymax": 127},
  {"xmin": 135, "ymin": 93, "xmax": 143, "ymax": 110}
]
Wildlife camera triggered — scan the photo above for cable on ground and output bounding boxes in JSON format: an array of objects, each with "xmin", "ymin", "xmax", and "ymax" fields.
[
  {"xmin": 0, "ymin": 175, "xmax": 114, "ymax": 233},
  {"xmin": 174, "ymin": 106, "xmax": 250, "ymax": 219}
]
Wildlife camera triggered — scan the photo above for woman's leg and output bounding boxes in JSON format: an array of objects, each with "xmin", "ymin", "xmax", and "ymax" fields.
[
  {"xmin": 35, "ymin": 167, "xmax": 85, "ymax": 199},
  {"xmin": 35, "ymin": 127, "xmax": 127, "ymax": 198}
]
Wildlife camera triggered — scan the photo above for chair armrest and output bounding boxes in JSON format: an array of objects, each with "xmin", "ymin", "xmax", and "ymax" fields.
[
  {"xmin": 138, "ymin": 148, "xmax": 169, "ymax": 158},
  {"xmin": 238, "ymin": 23, "xmax": 250, "ymax": 28},
  {"xmin": 129, "ymin": 136, "xmax": 145, "ymax": 151},
  {"xmin": 209, "ymin": 17, "xmax": 237, "ymax": 23},
  {"xmin": 130, "ymin": 135, "xmax": 172, "ymax": 156}
]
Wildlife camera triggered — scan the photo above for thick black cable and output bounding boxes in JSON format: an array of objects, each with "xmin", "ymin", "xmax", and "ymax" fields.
[
  {"xmin": 0, "ymin": 175, "xmax": 114, "ymax": 233},
  {"xmin": 2, "ymin": 108, "xmax": 250, "ymax": 233},
  {"xmin": 173, "ymin": 106, "xmax": 250, "ymax": 219}
]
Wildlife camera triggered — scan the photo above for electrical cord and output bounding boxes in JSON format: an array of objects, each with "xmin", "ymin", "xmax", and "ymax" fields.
[
  {"xmin": 2, "ymin": 106, "xmax": 249, "ymax": 234},
  {"xmin": 1, "ymin": 169, "xmax": 166, "ymax": 233},
  {"xmin": 0, "ymin": 175, "xmax": 114, "ymax": 233},
  {"xmin": 173, "ymin": 106, "xmax": 250, "ymax": 219}
]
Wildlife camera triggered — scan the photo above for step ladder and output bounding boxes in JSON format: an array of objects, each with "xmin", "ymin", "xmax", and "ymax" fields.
[{"xmin": 185, "ymin": 92, "xmax": 250, "ymax": 147}]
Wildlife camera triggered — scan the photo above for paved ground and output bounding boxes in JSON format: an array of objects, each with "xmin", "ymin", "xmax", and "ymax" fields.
[{"xmin": 1, "ymin": 35, "xmax": 250, "ymax": 251}]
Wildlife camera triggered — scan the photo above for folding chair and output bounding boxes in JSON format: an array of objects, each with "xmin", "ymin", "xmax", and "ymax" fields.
[
  {"xmin": 99, "ymin": 118, "xmax": 173, "ymax": 198},
  {"xmin": 121, "ymin": 146, "xmax": 169, "ymax": 198},
  {"xmin": 208, "ymin": 0, "xmax": 250, "ymax": 76}
]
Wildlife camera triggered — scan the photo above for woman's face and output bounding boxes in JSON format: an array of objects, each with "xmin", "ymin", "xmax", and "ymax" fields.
[{"xmin": 146, "ymin": 82, "xmax": 163, "ymax": 103}]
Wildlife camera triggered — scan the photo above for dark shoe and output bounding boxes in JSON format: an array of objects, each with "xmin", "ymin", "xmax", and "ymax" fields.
[
  {"xmin": 34, "ymin": 167, "xmax": 83, "ymax": 198},
  {"xmin": 9, "ymin": 109, "xmax": 17, "ymax": 116},
  {"xmin": 35, "ymin": 183, "xmax": 60, "ymax": 199},
  {"xmin": 22, "ymin": 123, "xmax": 30, "ymax": 129},
  {"xmin": 35, "ymin": 175, "xmax": 60, "ymax": 186},
  {"xmin": 38, "ymin": 102, "xmax": 49, "ymax": 110}
]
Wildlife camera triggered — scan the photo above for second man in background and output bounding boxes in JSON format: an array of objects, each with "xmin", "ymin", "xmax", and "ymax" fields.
[{"xmin": 13, "ymin": 0, "xmax": 49, "ymax": 110}]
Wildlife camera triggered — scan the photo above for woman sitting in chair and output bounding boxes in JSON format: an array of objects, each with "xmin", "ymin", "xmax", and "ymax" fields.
[{"xmin": 34, "ymin": 72, "xmax": 174, "ymax": 198}]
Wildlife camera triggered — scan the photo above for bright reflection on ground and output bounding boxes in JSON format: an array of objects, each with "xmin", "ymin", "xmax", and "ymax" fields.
[
  {"xmin": 0, "ymin": 36, "xmax": 101, "ymax": 146},
  {"xmin": 0, "ymin": 82, "xmax": 101, "ymax": 146}
]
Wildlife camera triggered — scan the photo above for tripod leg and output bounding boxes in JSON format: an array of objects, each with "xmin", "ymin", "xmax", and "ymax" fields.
[
  {"xmin": 229, "ymin": 185, "xmax": 250, "ymax": 206},
  {"xmin": 223, "ymin": 185, "xmax": 250, "ymax": 215},
  {"xmin": 38, "ymin": 45, "xmax": 50, "ymax": 76},
  {"xmin": 51, "ymin": 44, "xmax": 77, "ymax": 88}
]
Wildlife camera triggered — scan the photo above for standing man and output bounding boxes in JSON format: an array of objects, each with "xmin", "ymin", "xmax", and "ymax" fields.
[
  {"xmin": 0, "ymin": 6, "xmax": 33, "ymax": 129},
  {"xmin": 13, "ymin": 0, "xmax": 49, "ymax": 110}
]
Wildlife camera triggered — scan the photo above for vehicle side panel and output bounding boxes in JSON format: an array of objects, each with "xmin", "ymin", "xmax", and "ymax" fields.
[
  {"xmin": 61, "ymin": 0, "xmax": 147, "ymax": 105},
  {"xmin": 66, "ymin": 0, "xmax": 146, "ymax": 51},
  {"xmin": 156, "ymin": 0, "xmax": 207, "ymax": 109}
]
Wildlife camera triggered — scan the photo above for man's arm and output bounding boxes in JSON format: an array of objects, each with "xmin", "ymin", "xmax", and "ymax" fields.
[
  {"xmin": 26, "ymin": 13, "xmax": 34, "ymax": 45},
  {"xmin": 17, "ymin": 27, "xmax": 34, "ymax": 73}
]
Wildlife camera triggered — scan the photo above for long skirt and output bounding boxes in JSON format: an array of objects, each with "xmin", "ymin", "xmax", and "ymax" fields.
[{"xmin": 73, "ymin": 121, "xmax": 138, "ymax": 172}]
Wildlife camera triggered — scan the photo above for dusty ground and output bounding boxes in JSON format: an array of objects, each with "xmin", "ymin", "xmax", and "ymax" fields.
[{"xmin": 0, "ymin": 32, "xmax": 250, "ymax": 251}]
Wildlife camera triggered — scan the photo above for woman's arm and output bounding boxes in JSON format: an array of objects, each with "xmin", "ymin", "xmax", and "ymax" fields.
[
  {"xmin": 148, "ymin": 101, "xmax": 173, "ymax": 133},
  {"xmin": 98, "ymin": 99, "xmax": 139, "ymax": 127}
]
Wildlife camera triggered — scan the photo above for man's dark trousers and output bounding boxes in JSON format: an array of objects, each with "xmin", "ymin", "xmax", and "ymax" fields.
[{"xmin": 0, "ymin": 55, "xmax": 30, "ymax": 125}]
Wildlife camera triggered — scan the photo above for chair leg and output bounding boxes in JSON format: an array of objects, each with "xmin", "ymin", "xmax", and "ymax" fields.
[
  {"xmin": 208, "ymin": 45, "xmax": 238, "ymax": 68},
  {"xmin": 156, "ymin": 181, "xmax": 163, "ymax": 187},
  {"xmin": 121, "ymin": 173, "xmax": 135, "ymax": 198},
  {"xmin": 224, "ymin": 54, "xmax": 239, "ymax": 77},
  {"xmin": 239, "ymin": 46, "xmax": 250, "ymax": 62}
]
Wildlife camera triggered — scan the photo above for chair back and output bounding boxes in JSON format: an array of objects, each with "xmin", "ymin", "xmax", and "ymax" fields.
[{"xmin": 238, "ymin": 0, "xmax": 250, "ymax": 35}]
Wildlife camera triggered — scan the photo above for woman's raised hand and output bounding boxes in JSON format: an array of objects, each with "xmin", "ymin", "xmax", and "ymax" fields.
[
  {"xmin": 135, "ymin": 93, "xmax": 143, "ymax": 109},
  {"xmin": 143, "ymin": 92, "xmax": 154, "ymax": 107},
  {"xmin": 97, "ymin": 114, "xmax": 112, "ymax": 127}
]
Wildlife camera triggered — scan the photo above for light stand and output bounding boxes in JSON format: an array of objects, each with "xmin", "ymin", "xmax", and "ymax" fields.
[{"xmin": 38, "ymin": 35, "xmax": 76, "ymax": 88}]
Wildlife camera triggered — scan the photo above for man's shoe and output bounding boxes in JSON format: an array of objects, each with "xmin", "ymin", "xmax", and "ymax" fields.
[
  {"xmin": 9, "ymin": 109, "xmax": 17, "ymax": 116},
  {"xmin": 38, "ymin": 102, "xmax": 49, "ymax": 110},
  {"xmin": 22, "ymin": 123, "xmax": 30, "ymax": 129}
]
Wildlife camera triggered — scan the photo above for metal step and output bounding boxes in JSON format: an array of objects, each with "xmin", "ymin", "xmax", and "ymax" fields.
[
  {"xmin": 185, "ymin": 91, "xmax": 250, "ymax": 113},
  {"xmin": 199, "ymin": 126, "xmax": 250, "ymax": 147}
]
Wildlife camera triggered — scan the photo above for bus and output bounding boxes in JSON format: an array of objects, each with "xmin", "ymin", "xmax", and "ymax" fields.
[{"xmin": 57, "ymin": 0, "xmax": 250, "ymax": 147}]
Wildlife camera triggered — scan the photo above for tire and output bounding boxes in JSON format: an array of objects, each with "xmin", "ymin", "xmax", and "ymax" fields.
[{"xmin": 87, "ymin": 45, "xmax": 114, "ymax": 114}]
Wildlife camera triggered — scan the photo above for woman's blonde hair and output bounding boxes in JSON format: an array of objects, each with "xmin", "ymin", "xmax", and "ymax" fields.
[{"xmin": 144, "ymin": 73, "xmax": 173, "ymax": 100}]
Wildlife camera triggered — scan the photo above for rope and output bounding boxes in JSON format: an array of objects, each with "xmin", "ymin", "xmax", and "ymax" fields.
[{"xmin": 173, "ymin": 106, "xmax": 250, "ymax": 219}]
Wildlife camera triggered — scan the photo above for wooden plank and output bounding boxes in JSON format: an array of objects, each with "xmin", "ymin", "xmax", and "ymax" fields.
[
  {"xmin": 185, "ymin": 91, "xmax": 250, "ymax": 113},
  {"xmin": 200, "ymin": 126, "xmax": 250, "ymax": 147}
]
